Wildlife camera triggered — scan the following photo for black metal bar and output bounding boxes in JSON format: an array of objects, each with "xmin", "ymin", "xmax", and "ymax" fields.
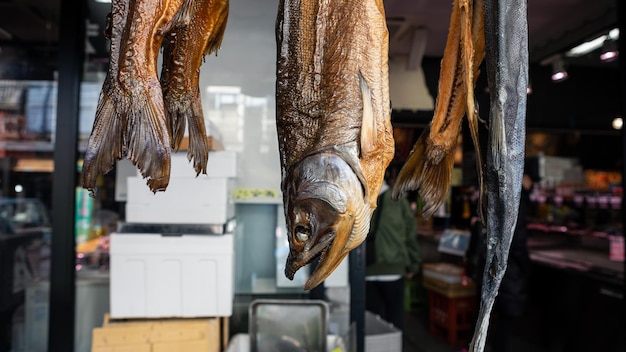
[
  {"xmin": 48, "ymin": 0, "xmax": 85, "ymax": 350},
  {"xmin": 618, "ymin": 0, "xmax": 626, "ymax": 309},
  {"xmin": 349, "ymin": 242, "xmax": 366, "ymax": 352}
]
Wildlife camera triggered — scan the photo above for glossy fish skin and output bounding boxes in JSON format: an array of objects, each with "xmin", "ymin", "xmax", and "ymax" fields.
[
  {"xmin": 392, "ymin": 0, "xmax": 485, "ymax": 219},
  {"xmin": 469, "ymin": 0, "xmax": 528, "ymax": 350},
  {"xmin": 276, "ymin": 0, "xmax": 394, "ymax": 290},
  {"xmin": 81, "ymin": 0, "xmax": 129, "ymax": 193},
  {"xmin": 160, "ymin": 0, "xmax": 229, "ymax": 175},
  {"xmin": 82, "ymin": 0, "xmax": 184, "ymax": 193}
]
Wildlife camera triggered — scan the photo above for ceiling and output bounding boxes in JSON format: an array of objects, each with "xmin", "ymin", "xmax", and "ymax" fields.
[
  {"xmin": 0, "ymin": 0, "xmax": 619, "ymax": 70},
  {"xmin": 385, "ymin": 0, "xmax": 618, "ymax": 65}
]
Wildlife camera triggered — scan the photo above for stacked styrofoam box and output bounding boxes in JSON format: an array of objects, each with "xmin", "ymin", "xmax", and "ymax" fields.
[
  {"xmin": 110, "ymin": 233, "xmax": 234, "ymax": 318},
  {"xmin": 113, "ymin": 150, "xmax": 237, "ymax": 319},
  {"xmin": 125, "ymin": 150, "xmax": 237, "ymax": 225},
  {"xmin": 365, "ymin": 311, "xmax": 402, "ymax": 352}
]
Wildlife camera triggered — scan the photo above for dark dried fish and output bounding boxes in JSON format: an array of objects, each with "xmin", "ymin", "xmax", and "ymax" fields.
[
  {"xmin": 276, "ymin": 0, "xmax": 394, "ymax": 290},
  {"xmin": 469, "ymin": 0, "xmax": 528, "ymax": 350}
]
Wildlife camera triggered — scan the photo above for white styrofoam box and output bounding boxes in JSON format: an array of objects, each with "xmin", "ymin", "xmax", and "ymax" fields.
[
  {"xmin": 125, "ymin": 203, "xmax": 234, "ymax": 225},
  {"xmin": 125, "ymin": 176, "xmax": 235, "ymax": 224},
  {"xmin": 110, "ymin": 232, "xmax": 234, "ymax": 319},
  {"xmin": 137, "ymin": 150, "xmax": 238, "ymax": 178},
  {"xmin": 365, "ymin": 311, "xmax": 402, "ymax": 352}
]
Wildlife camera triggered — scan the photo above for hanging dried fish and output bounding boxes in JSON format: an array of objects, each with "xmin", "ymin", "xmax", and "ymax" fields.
[
  {"xmin": 469, "ymin": 0, "xmax": 528, "ymax": 350},
  {"xmin": 276, "ymin": 0, "xmax": 394, "ymax": 290}
]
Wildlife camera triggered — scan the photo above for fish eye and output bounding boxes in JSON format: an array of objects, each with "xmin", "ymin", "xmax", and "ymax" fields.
[{"xmin": 295, "ymin": 225, "xmax": 309, "ymax": 242}]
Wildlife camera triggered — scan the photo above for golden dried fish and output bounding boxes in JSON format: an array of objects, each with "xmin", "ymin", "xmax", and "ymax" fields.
[
  {"xmin": 160, "ymin": 0, "xmax": 229, "ymax": 174},
  {"xmin": 81, "ymin": 0, "xmax": 130, "ymax": 193},
  {"xmin": 82, "ymin": 0, "xmax": 188, "ymax": 193},
  {"xmin": 392, "ymin": 0, "xmax": 485, "ymax": 219},
  {"xmin": 277, "ymin": 0, "xmax": 394, "ymax": 290}
]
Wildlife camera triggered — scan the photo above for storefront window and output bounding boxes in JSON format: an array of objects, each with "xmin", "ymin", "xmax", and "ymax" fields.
[{"xmin": 0, "ymin": 1, "xmax": 60, "ymax": 350}]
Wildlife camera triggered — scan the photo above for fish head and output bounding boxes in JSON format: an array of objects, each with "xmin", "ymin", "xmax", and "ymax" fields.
[{"xmin": 283, "ymin": 151, "xmax": 370, "ymax": 290}]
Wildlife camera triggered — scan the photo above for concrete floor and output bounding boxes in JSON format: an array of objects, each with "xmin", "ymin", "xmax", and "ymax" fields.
[{"xmin": 401, "ymin": 309, "xmax": 549, "ymax": 352}]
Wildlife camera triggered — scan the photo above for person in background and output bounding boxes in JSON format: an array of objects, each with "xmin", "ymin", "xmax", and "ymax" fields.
[
  {"xmin": 490, "ymin": 172, "xmax": 534, "ymax": 351},
  {"xmin": 365, "ymin": 167, "xmax": 421, "ymax": 332}
]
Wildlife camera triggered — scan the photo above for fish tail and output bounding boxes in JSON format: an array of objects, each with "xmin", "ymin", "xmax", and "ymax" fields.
[
  {"xmin": 165, "ymin": 93, "xmax": 187, "ymax": 150},
  {"xmin": 81, "ymin": 84, "xmax": 123, "ymax": 195},
  {"xmin": 392, "ymin": 126, "xmax": 456, "ymax": 219},
  {"xmin": 125, "ymin": 86, "xmax": 172, "ymax": 192},
  {"xmin": 167, "ymin": 92, "xmax": 209, "ymax": 176}
]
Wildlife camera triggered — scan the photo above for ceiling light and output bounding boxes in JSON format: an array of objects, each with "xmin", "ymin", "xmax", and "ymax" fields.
[
  {"xmin": 551, "ymin": 57, "xmax": 568, "ymax": 82},
  {"xmin": 565, "ymin": 28, "xmax": 620, "ymax": 58},
  {"xmin": 612, "ymin": 117, "xmax": 623, "ymax": 130},
  {"xmin": 600, "ymin": 39, "xmax": 618, "ymax": 62},
  {"xmin": 94, "ymin": 0, "xmax": 111, "ymax": 3}
]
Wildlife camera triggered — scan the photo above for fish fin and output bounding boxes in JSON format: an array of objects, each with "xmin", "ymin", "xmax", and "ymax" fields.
[
  {"xmin": 393, "ymin": 126, "xmax": 455, "ymax": 219},
  {"xmin": 163, "ymin": 87, "xmax": 208, "ymax": 175},
  {"xmin": 204, "ymin": 1, "xmax": 229, "ymax": 56},
  {"xmin": 161, "ymin": 0, "xmax": 193, "ymax": 35},
  {"xmin": 81, "ymin": 84, "xmax": 123, "ymax": 195},
  {"xmin": 125, "ymin": 86, "xmax": 172, "ymax": 192},
  {"xmin": 344, "ymin": 198, "xmax": 371, "ymax": 251},
  {"xmin": 166, "ymin": 93, "xmax": 187, "ymax": 151},
  {"xmin": 185, "ymin": 94, "xmax": 209, "ymax": 175},
  {"xmin": 358, "ymin": 71, "xmax": 377, "ymax": 157},
  {"xmin": 460, "ymin": 0, "xmax": 486, "ymax": 224}
]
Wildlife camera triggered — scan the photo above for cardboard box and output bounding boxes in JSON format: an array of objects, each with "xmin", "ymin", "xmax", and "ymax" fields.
[
  {"xmin": 423, "ymin": 276, "xmax": 476, "ymax": 298},
  {"xmin": 110, "ymin": 233, "xmax": 234, "ymax": 319},
  {"xmin": 423, "ymin": 262, "xmax": 464, "ymax": 284},
  {"xmin": 92, "ymin": 315, "xmax": 228, "ymax": 352},
  {"xmin": 125, "ymin": 176, "xmax": 234, "ymax": 224}
]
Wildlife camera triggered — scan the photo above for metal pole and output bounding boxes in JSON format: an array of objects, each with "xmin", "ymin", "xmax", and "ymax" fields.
[
  {"xmin": 349, "ymin": 242, "xmax": 366, "ymax": 352},
  {"xmin": 617, "ymin": 0, "xmax": 626, "ymax": 309},
  {"xmin": 48, "ymin": 0, "xmax": 85, "ymax": 350}
]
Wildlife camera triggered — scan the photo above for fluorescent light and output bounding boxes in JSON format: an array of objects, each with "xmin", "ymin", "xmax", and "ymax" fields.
[
  {"xmin": 95, "ymin": 0, "xmax": 111, "ymax": 3},
  {"xmin": 565, "ymin": 28, "xmax": 620, "ymax": 58},
  {"xmin": 566, "ymin": 35, "xmax": 606, "ymax": 57}
]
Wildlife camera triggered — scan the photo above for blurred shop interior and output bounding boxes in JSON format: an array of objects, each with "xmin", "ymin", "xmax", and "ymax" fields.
[{"xmin": 0, "ymin": 0, "xmax": 624, "ymax": 352}]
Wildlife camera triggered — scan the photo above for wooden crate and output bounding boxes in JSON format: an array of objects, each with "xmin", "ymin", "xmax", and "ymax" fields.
[
  {"xmin": 423, "ymin": 276, "xmax": 477, "ymax": 346},
  {"xmin": 92, "ymin": 314, "xmax": 228, "ymax": 352},
  {"xmin": 422, "ymin": 276, "xmax": 477, "ymax": 298}
]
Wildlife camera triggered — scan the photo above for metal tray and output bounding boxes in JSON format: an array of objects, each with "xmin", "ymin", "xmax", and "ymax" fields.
[
  {"xmin": 117, "ymin": 218, "xmax": 236, "ymax": 235},
  {"xmin": 249, "ymin": 299, "xmax": 328, "ymax": 352}
]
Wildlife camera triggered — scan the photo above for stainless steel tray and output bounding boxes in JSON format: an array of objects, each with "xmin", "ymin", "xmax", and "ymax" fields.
[
  {"xmin": 118, "ymin": 218, "xmax": 236, "ymax": 235},
  {"xmin": 249, "ymin": 299, "xmax": 329, "ymax": 352}
]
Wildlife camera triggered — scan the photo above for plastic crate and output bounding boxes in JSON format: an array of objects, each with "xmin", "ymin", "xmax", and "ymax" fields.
[{"xmin": 427, "ymin": 288, "xmax": 477, "ymax": 346}]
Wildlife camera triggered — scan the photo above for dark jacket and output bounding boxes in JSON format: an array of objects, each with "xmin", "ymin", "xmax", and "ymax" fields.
[
  {"xmin": 366, "ymin": 190, "xmax": 421, "ymax": 276},
  {"xmin": 467, "ymin": 186, "xmax": 532, "ymax": 317},
  {"xmin": 497, "ymin": 187, "xmax": 532, "ymax": 317}
]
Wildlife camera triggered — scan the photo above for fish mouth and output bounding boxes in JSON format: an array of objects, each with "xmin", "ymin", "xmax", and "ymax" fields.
[
  {"xmin": 283, "ymin": 152, "xmax": 368, "ymax": 290},
  {"xmin": 284, "ymin": 205, "xmax": 338, "ymax": 282}
]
